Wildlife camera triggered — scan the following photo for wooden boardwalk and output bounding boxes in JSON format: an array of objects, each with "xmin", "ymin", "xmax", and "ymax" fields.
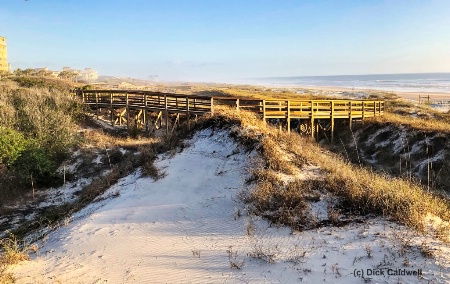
[{"xmin": 78, "ymin": 89, "xmax": 384, "ymax": 141}]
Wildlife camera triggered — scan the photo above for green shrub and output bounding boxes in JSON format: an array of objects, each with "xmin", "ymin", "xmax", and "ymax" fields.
[
  {"xmin": 11, "ymin": 77, "xmax": 46, "ymax": 88},
  {"xmin": 12, "ymin": 147, "xmax": 57, "ymax": 183},
  {"xmin": 0, "ymin": 127, "xmax": 27, "ymax": 166}
]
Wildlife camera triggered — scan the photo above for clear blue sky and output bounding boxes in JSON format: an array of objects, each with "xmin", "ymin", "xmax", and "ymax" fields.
[{"xmin": 1, "ymin": 0, "xmax": 450, "ymax": 82}]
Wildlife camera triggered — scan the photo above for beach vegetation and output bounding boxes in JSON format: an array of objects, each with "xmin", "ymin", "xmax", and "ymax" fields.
[{"xmin": 196, "ymin": 107, "xmax": 450, "ymax": 241}]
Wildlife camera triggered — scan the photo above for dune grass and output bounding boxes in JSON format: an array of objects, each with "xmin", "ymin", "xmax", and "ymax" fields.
[
  {"xmin": 201, "ymin": 107, "xmax": 450, "ymax": 240},
  {"xmin": 0, "ymin": 233, "xmax": 31, "ymax": 284},
  {"xmin": 372, "ymin": 112, "xmax": 450, "ymax": 134}
]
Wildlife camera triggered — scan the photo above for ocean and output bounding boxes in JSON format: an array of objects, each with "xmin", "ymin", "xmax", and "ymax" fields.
[{"xmin": 252, "ymin": 73, "xmax": 450, "ymax": 94}]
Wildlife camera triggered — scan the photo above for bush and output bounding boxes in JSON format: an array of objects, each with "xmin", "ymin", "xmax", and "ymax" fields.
[
  {"xmin": 0, "ymin": 127, "xmax": 27, "ymax": 166},
  {"xmin": 12, "ymin": 147, "xmax": 57, "ymax": 183},
  {"xmin": 11, "ymin": 77, "xmax": 46, "ymax": 88}
]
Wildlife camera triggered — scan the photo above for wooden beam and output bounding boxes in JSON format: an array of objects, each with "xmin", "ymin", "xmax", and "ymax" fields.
[
  {"xmin": 171, "ymin": 113, "xmax": 180, "ymax": 134},
  {"xmin": 110, "ymin": 92, "xmax": 114, "ymax": 126},
  {"xmin": 311, "ymin": 100, "xmax": 315, "ymax": 138},
  {"xmin": 126, "ymin": 92, "xmax": 130, "ymax": 131},
  {"xmin": 154, "ymin": 111, "xmax": 162, "ymax": 129},
  {"xmin": 186, "ymin": 97, "xmax": 190, "ymax": 130},
  {"xmin": 262, "ymin": 99, "xmax": 266, "ymax": 124},
  {"xmin": 95, "ymin": 92, "xmax": 99, "ymax": 119},
  {"xmin": 331, "ymin": 101, "xmax": 334, "ymax": 143},
  {"xmin": 164, "ymin": 94, "xmax": 169, "ymax": 135},
  {"xmin": 349, "ymin": 101, "xmax": 353, "ymax": 129},
  {"xmin": 144, "ymin": 93, "xmax": 149, "ymax": 133},
  {"xmin": 286, "ymin": 100, "xmax": 290, "ymax": 133}
]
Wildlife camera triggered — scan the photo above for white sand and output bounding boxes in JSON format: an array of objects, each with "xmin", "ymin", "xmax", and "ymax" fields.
[{"xmin": 9, "ymin": 129, "xmax": 450, "ymax": 283}]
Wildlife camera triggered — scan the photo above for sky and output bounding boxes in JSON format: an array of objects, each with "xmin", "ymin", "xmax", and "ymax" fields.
[{"xmin": 1, "ymin": 0, "xmax": 450, "ymax": 82}]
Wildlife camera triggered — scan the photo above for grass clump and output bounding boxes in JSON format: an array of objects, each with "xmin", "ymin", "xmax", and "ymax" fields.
[{"xmin": 0, "ymin": 233, "xmax": 31, "ymax": 283}]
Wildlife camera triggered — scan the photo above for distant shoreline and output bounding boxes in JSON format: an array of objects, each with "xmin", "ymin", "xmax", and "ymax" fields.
[{"xmin": 258, "ymin": 84, "xmax": 450, "ymax": 101}]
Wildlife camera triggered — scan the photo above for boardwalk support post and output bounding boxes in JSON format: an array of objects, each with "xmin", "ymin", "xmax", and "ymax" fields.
[
  {"xmin": 144, "ymin": 93, "xmax": 148, "ymax": 133},
  {"xmin": 186, "ymin": 97, "xmax": 190, "ymax": 130},
  {"xmin": 110, "ymin": 92, "xmax": 114, "ymax": 127},
  {"xmin": 311, "ymin": 100, "xmax": 315, "ymax": 138},
  {"xmin": 164, "ymin": 94, "xmax": 169, "ymax": 135},
  {"xmin": 126, "ymin": 92, "xmax": 130, "ymax": 131},
  {"xmin": 95, "ymin": 92, "xmax": 99, "ymax": 120},
  {"xmin": 331, "ymin": 101, "xmax": 334, "ymax": 143}
]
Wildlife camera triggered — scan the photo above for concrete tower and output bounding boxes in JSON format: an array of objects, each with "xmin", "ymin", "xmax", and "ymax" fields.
[{"xmin": 0, "ymin": 36, "xmax": 10, "ymax": 72}]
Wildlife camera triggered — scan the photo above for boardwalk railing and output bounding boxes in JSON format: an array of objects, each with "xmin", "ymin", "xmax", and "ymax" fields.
[{"xmin": 78, "ymin": 89, "xmax": 384, "ymax": 140}]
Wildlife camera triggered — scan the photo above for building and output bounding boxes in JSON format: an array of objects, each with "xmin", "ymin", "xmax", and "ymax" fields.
[
  {"xmin": 77, "ymin": 68, "xmax": 98, "ymax": 82},
  {"xmin": 0, "ymin": 36, "xmax": 10, "ymax": 72}
]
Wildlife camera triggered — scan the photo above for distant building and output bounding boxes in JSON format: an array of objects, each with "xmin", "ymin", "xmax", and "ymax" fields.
[
  {"xmin": 0, "ymin": 36, "xmax": 10, "ymax": 72},
  {"xmin": 77, "ymin": 68, "xmax": 98, "ymax": 82}
]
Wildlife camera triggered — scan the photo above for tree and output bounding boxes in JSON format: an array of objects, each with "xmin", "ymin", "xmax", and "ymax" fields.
[
  {"xmin": 58, "ymin": 70, "xmax": 78, "ymax": 82},
  {"xmin": 22, "ymin": 68, "xmax": 34, "ymax": 76},
  {"xmin": 13, "ymin": 68, "xmax": 24, "ymax": 76},
  {"xmin": 37, "ymin": 69, "xmax": 52, "ymax": 77}
]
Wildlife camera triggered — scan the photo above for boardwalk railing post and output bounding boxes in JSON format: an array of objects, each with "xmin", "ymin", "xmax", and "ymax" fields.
[
  {"xmin": 362, "ymin": 101, "xmax": 365, "ymax": 120},
  {"xmin": 110, "ymin": 92, "xmax": 114, "ymax": 126},
  {"xmin": 95, "ymin": 92, "xmax": 99, "ymax": 120},
  {"xmin": 236, "ymin": 99, "xmax": 240, "ymax": 111},
  {"xmin": 211, "ymin": 97, "xmax": 214, "ymax": 114},
  {"xmin": 262, "ymin": 99, "xmax": 266, "ymax": 124},
  {"xmin": 349, "ymin": 101, "xmax": 353, "ymax": 129}
]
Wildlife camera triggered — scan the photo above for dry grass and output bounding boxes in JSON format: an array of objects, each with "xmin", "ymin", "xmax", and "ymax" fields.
[
  {"xmin": 373, "ymin": 112, "xmax": 450, "ymax": 134},
  {"xmin": 0, "ymin": 233, "xmax": 31, "ymax": 283},
  {"xmin": 203, "ymin": 107, "xmax": 450, "ymax": 239}
]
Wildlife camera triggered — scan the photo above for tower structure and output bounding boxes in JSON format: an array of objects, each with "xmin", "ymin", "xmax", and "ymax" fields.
[{"xmin": 0, "ymin": 36, "xmax": 10, "ymax": 72}]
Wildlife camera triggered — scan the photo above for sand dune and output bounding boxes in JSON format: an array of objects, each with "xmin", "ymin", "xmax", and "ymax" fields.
[{"xmin": 10, "ymin": 129, "xmax": 450, "ymax": 283}]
